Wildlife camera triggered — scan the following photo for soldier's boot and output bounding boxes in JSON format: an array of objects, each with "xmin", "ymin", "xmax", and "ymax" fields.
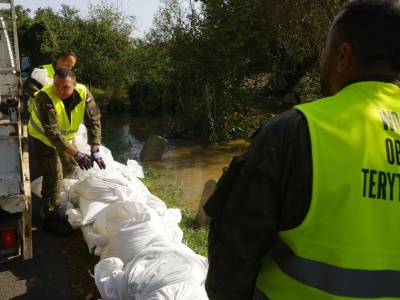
[{"xmin": 42, "ymin": 205, "xmax": 74, "ymax": 236}]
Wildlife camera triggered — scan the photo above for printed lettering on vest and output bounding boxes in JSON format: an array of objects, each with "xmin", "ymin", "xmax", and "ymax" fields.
[{"xmin": 361, "ymin": 109, "xmax": 400, "ymax": 201}]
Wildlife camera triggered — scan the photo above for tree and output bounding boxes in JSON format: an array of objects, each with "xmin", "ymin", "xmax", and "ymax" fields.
[
  {"xmin": 16, "ymin": 1, "xmax": 138, "ymax": 96},
  {"xmin": 77, "ymin": 0, "xmax": 137, "ymax": 93}
]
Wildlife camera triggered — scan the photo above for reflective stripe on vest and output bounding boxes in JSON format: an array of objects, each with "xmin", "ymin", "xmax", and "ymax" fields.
[
  {"xmin": 266, "ymin": 240, "xmax": 400, "ymax": 298},
  {"xmin": 28, "ymin": 83, "xmax": 86, "ymax": 148},
  {"xmin": 256, "ymin": 81, "xmax": 400, "ymax": 299}
]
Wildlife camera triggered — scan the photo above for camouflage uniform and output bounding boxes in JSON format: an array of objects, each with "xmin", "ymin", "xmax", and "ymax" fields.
[
  {"xmin": 204, "ymin": 109, "xmax": 312, "ymax": 300},
  {"xmin": 31, "ymin": 86, "xmax": 101, "ymax": 216}
]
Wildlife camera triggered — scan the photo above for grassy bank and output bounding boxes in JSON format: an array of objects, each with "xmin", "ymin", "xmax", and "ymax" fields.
[{"xmin": 141, "ymin": 167, "xmax": 209, "ymax": 257}]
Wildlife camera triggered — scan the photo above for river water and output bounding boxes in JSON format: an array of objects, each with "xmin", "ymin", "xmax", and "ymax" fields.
[{"xmin": 104, "ymin": 116, "xmax": 247, "ymax": 208}]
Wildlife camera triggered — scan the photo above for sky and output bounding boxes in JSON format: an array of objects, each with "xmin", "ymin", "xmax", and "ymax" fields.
[{"xmin": 14, "ymin": 0, "xmax": 162, "ymax": 38}]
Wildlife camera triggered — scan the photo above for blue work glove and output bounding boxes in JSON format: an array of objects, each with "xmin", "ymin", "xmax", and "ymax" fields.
[
  {"xmin": 73, "ymin": 150, "xmax": 94, "ymax": 170},
  {"xmin": 90, "ymin": 147, "xmax": 106, "ymax": 170}
]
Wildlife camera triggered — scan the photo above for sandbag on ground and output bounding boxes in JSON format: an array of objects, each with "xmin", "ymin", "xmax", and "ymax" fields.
[{"xmin": 95, "ymin": 241, "xmax": 209, "ymax": 300}]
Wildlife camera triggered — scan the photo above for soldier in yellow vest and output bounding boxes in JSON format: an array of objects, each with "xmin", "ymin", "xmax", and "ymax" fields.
[
  {"xmin": 23, "ymin": 50, "xmax": 77, "ymax": 114},
  {"xmin": 204, "ymin": 0, "xmax": 400, "ymax": 299},
  {"xmin": 28, "ymin": 68, "xmax": 106, "ymax": 236}
]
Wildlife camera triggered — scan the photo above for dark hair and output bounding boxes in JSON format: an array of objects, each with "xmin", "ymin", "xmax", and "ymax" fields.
[
  {"xmin": 334, "ymin": 0, "xmax": 400, "ymax": 71},
  {"xmin": 54, "ymin": 67, "xmax": 76, "ymax": 82},
  {"xmin": 57, "ymin": 50, "xmax": 77, "ymax": 60}
]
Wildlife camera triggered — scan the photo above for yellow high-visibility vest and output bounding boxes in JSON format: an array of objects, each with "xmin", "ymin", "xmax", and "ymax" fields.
[
  {"xmin": 256, "ymin": 81, "xmax": 400, "ymax": 299},
  {"xmin": 28, "ymin": 83, "xmax": 87, "ymax": 148}
]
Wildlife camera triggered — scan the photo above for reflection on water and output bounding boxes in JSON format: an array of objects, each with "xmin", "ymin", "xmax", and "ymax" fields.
[{"xmin": 105, "ymin": 116, "xmax": 247, "ymax": 208}]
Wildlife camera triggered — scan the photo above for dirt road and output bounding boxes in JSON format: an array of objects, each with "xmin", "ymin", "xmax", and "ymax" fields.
[{"xmin": 0, "ymin": 140, "xmax": 101, "ymax": 300}]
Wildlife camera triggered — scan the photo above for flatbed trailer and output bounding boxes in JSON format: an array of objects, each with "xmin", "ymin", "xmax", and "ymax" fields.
[{"xmin": 0, "ymin": 0, "xmax": 32, "ymax": 260}]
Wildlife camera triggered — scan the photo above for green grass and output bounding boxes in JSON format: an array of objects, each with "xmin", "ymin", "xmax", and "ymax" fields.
[{"xmin": 141, "ymin": 167, "xmax": 209, "ymax": 257}]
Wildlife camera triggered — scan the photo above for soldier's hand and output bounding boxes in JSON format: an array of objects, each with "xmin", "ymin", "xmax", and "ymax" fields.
[
  {"xmin": 73, "ymin": 150, "xmax": 94, "ymax": 170},
  {"xmin": 90, "ymin": 147, "xmax": 106, "ymax": 170}
]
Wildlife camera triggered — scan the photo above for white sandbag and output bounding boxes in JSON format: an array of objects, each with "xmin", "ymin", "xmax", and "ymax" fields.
[
  {"xmin": 66, "ymin": 208, "xmax": 83, "ymax": 229},
  {"xmin": 72, "ymin": 178, "xmax": 120, "ymax": 202},
  {"xmin": 31, "ymin": 68, "xmax": 52, "ymax": 86},
  {"xmin": 30, "ymin": 176, "xmax": 42, "ymax": 198},
  {"xmin": 60, "ymin": 200, "xmax": 74, "ymax": 221},
  {"xmin": 81, "ymin": 224, "xmax": 97, "ymax": 254},
  {"xmin": 120, "ymin": 159, "xmax": 144, "ymax": 179},
  {"xmin": 94, "ymin": 244, "xmax": 103, "ymax": 257},
  {"xmin": 31, "ymin": 177, "xmax": 78, "ymax": 220},
  {"xmin": 68, "ymin": 188, "xmax": 80, "ymax": 207},
  {"xmin": 167, "ymin": 284, "xmax": 208, "ymax": 300},
  {"xmin": 91, "ymin": 232, "xmax": 109, "ymax": 248},
  {"xmin": 140, "ymin": 284, "xmax": 208, "ymax": 299},
  {"xmin": 83, "ymin": 165, "xmax": 133, "ymax": 188},
  {"xmin": 94, "ymin": 257, "xmax": 125, "ymax": 300},
  {"xmin": 161, "ymin": 209, "xmax": 183, "ymax": 244},
  {"xmin": 79, "ymin": 196, "xmax": 112, "ymax": 225},
  {"xmin": 92, "ymin": 209, "xmax": 108, "ymax": 237},
  {"xmin": 91, "ymin": 190, "xmax": 135, "ymax": 240},
  {"xmin": 119, "ymin": 241, "xmax": 208, "ymax": 300},
  {"xmin": 143, "ymin": 193, "xmax": 168, "ymax": 216},
  {"xmin": 98, "ymin": 200, "xmax": 166, "ymax": 264}
]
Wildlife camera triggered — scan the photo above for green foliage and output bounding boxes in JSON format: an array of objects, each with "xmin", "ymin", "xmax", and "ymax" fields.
[
  {"xmin": 17, "ymin": 0, "xmax": 349, "ymax": 141},
  {"xmin": 16, "ymin": 1, "xmax": 137, "ymax": 96},
  {"xmin": 105, "ymin": 98, "xmax": 126, "ymax": 116},
  {"xmin": 128, "ymin": 80, "xmax": 167, "ymax": 116}
]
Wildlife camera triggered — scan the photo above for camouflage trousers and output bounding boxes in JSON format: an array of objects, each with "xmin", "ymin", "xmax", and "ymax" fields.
[{"xmin": 32, "ymin": 137, "xmax": 78, "ymax": 215}]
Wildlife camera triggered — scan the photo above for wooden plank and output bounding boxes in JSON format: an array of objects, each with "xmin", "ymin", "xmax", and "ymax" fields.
[{"xmin": 21, "ymin": 124, "xmax": 32, "ymax": 259}]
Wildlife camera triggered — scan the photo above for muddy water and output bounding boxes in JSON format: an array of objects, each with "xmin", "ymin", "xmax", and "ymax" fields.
[{"xmin": 104, "ymin": 116, "xmax": 247, "ymax": 208}]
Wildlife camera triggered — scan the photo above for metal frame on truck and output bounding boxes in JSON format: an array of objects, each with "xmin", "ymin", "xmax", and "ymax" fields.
[{"xmin": 0, "ymin": 0, "xmax": 32, "ymax": 260}]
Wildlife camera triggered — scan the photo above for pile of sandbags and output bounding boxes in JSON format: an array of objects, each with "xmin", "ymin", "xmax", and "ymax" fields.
[
  {"xmin": 95, "ymin": 241, "xmax": 208, "ymax": 300},
  {"xmin": 55, "ymin": 124, "xmax": 208, "ymax": 299}
]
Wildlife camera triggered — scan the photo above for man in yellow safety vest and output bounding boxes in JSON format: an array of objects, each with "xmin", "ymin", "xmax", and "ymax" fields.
[
  {"xmin": 204, "ymin": 0, "xmax": 400, "ymax": 299},
  {"xmin": 23, "ymin": 50, "xmax": 77, "ymax": 114},
  {"xmin": 28, "ymin": 68, "xmax": 106, "ymax": 236}
]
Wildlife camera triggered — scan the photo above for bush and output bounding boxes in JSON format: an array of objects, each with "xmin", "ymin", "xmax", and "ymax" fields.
[
  {"xmin": 128, "ymin": 80, "xmax": 167, "ymax": 116},
  {"xmin": 105, "ymin": 98, "xmax": 126, "ymax": 116}
]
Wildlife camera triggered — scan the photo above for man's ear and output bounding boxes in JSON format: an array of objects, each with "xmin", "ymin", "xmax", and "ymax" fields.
[{"xmin": 336, "ymin": 42, "xmax": 352, "ymax": 72}]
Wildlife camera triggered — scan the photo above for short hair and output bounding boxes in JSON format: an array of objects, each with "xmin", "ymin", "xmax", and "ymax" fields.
[
  {"xmin": 57, "ymin": 50, "xmax": 77, "ymax": 61},
  {"xmin": 333, "ymin": 0, "xmax": 400, "ymax": 71},
  {"xmin": 54, "ymin": 67, "xmax": 76, "ymax": 82}
]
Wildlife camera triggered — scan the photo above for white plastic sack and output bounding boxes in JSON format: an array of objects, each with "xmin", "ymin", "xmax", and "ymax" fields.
[
  {"xmin": 65, "ymin": 208, "xmax": 83, "ymax": 229},
  {"xmin": 79, "ymin": 196, "xmax": 112, "ymax": 226},
  {"xmin": 81, "ymin": 224, "xmax": 97, "ymax": 254},
  {"xmin": 31, "ymin": 177, "xmax": 78, "ymax": 220},
  {"xmin": 31, "ymin": 68, "xmax": 53, "ymax": 86},
  {"xmin": 120, "ymin": 241, "xmax": 208, "ymax": 300},
  {"xmin": 94, "ymin": 257, "xmax": 125, "ymax": 300},
  {"xmin": 98, "ymin": 200, "xmax": 166, "ymax": 264},
  {"xmin": 72, "ymin": 178, "xmax": 121, "ymax": 202},
  {"xmin": 161, "ymin": 209, "xmax": 183, "ymax": 244},
  {"xmin": 167, "ymin": 285, "xmax": 208, "ymax": 300},
  {"xmin": 143, "ymin": 193, "xmax": 168, "ymax": 216},
  {"xmin": 94, "ymin": 242, "xmax": 209, "ymax": 300},
  {"xmin": 30, "ymin": 176, "xmax": 42, "ymax": 198},
  {"xmin": 126, "ymin": 159, "xmax": 145, "ymax": 179}
]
